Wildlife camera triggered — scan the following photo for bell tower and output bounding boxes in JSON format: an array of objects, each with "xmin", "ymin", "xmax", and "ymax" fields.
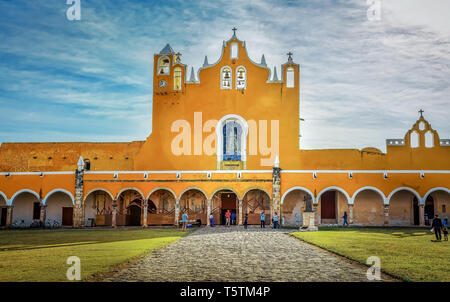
[{"xmin": 153, "ymin": 44, "xmax": 186, "ymax": 94}]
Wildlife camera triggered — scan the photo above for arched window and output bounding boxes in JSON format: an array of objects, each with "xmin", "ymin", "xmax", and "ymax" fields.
[
  {"xmin": 223, "ymin": 120, "xmax": 242, "ymax": 161},
  {"xmin": 410, "ymin": 131, "xmax": 419, "ymax": 148},
  {"xmin": 221, "ymin": 66, "xmax": 232, "ymax": 89},
  {"xmin": 158, "ymin": 56, "xmax": 170, "ymax": 75},
  {"xmin": 425, "ymin": 131, "xmax": 434, "ymax": 148},
  {"xmin": 236, "ymin": 66, "xmax": 246, "ymax": 90},
  {"xmin": 231, "ymin": 42, "xmax": 238, "ymax": 59},
  {"xmin": 286, "ymin": 67, "xmax": 295, "ymax": 88},
  {"xmin": 174, "ymin": 67, "xmax": 182, "ymax": 90}
]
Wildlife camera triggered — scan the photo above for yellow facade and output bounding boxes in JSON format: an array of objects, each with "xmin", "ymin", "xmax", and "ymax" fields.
[{"xmin": 0, "ymin": 32, "xmax": 449, "ymax": 228}]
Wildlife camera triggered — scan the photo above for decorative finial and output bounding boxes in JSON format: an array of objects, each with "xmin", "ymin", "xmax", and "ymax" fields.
[
  {"xmin": 232, "ymin": 27, "xmax": 237, "ymax": 37},
  {"xmin": 189, "ymin": 67, "xmax": 196, "ymax": 82},
  {"xmin": 203, "ymin": 55, "xmax": 209, "ymax": 67},
  {"xmin": 261, "ymin": 54, "xmax": 267, "ymax": 66},
  {"xmin": 77, "ymin": 156, "xmax": 84, "ymax": 171},
  {"xmin": 272, "ymin": 66, "xmax": 279, "ymax": 81},
  {"xmin": 274, "ymin": 155, "xmax": 280, "ymax": 168},
  {"xmin": 287, "ymin": 51, "xmax": 293, "ymax": 62},
  {"xmin": 419, "ymin": 109, "xmax": 424, "ymax": 118},
  {"xmin": 175, "ymin": 52, "xmax": 182, "ymax": 63}
]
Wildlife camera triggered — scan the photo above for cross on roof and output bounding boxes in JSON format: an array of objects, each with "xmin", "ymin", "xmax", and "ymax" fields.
[
  {"xmin": 232, "ymin": 27, "xmax": 237, "ymax": 36},
  {"xmin": 175, "ymin": 52, "xmax": 182, "ymax": 62},
  {"xmin": 419, "ymin": 109, "xmax": 424, "ymax": 118},
  {"xmin": 287, "ymin": 51, "xmax": 293, "ymax": 61}
]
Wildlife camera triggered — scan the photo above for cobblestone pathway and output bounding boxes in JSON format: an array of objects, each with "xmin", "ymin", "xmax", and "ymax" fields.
[{"xmin": 104, "ymin": 226, "xmax": 393, "ymax": 282}]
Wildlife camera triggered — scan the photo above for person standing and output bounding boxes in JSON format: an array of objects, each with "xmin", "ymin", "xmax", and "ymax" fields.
[
  {"xmin": 273, "ymin": 212, "xmax": 279, "ymax": 229},
  {"xmin": 225, "ymin": 210, "xmax": 231, "ymax": 227},
  {"xmin": 244, "ymin": 213, "xmax": 248, "ymax": 229},
  {"xmin": 443, "ymin": 216, "xmax": 448, "ymax": 241},
  {"xmin": 260, "ymin": 211, "xmax": 265, "ymax": 228},
  {"xmin": 431, "ymin": 214, "xmax": 443, "ymax": 241},
  {"xmin": 231, "ymin": 212, "xmax": 236, "ymax": 225},
  {"xmin": 343, "ymin": 212, "xmax": 349, "ymax": 227},
  {"xmin": 209, "ymin": 213, "xmax": 214, "ymax": 227},
  {"xmin": 181, "ymin": 210, "xmax": 188, "ymax": 231}
]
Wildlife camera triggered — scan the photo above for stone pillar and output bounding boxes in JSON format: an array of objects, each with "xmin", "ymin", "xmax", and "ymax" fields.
[
  {"xmin": 39, "ymin": 205, "xmax": 47, "ymax": 226},
  {"xmin": 206, "ymin": 199, "xmax": 211, "ymax": 226},
  {"xmin": 142, "ymin": 199, "xmax": 148, "ymax": 228},
  {"xmin": 6, "ymin": 206, "xmax": 13, "ymax": 227},
  {"xmin": 174, "ymin": 198, "xmax": 180, "ymax": 227},
  {"xmin": 238, "ymin": 199, "xmax": 243, "ymax": 225},
  {"xmin": 112, "ymin": 200, "xmax": 117, "ymax": 228},
  {"xmin": 313, "ymin": 204, "xmax": 319, "ymax": 225},
  {"xmin": 348, "ymin": 204, "xmax": 354, "ymax": 224},
  {"xmin": 272, "ymin": 166, "xmax": 281, "ymax": 225},
  {"xmin": 73, "ymin": 168, "xmax": 85, "ymax": 228},
  {"xmin": 419, "ymin": 204, "xmax": 425, "ymax": 226},
  {"xmin": 383, "ymin": 204, "xmax": 390, "ymax": 226}
]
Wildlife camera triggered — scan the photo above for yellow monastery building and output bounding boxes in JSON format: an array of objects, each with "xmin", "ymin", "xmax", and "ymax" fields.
[{"xmin": 0, "ymin": 31, "xmax": 449, "ymax": 229}]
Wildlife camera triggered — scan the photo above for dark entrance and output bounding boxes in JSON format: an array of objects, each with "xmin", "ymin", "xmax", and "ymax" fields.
[
  {"xmin": 221, "ymin": 192, "xmax": 237, "ymax": 225},
  {"xmin": 424, "ymin": 195, "xmax": 434, "ymax": 226},
  {"xmin": 128, "ymin": 205, "xmax": 141, "ymax": 226},
  {"xmin": 0, "ymin": 207, "xmax": 7, "ymax": 226},
  {"xmin": 62, "ymin": 207, "xmax": 73, "ymax": 226},
  {"xmin": 413, "ymin": 197, "xmax": 420, "ymax": 225},
  {"xmin": 321, "ymin": 191, "xmax": 336, "ymax": 220}
]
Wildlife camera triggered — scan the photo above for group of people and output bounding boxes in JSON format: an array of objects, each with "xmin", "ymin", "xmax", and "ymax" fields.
[
  {"xmin": 431, "ymin": 215, "xmax": 448, "ymax": 242},
  {"xmin": 206, "ymin": 210, "xmax": 280, "ymax": 229}
]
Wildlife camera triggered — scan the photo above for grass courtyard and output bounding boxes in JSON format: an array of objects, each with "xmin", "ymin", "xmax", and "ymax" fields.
[
  {"xmin": 0, "ymin": 227, "xmax": 189, "ymax": 282},
  {"xmin": 291, "ymin": 227, "xmax": 450, "ymax": 282}
]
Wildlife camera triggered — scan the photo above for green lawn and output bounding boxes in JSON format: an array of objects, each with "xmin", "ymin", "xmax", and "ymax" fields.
[
  {"xmin": 0, "ymin": 227, "xmax": 189, "ymax": 282},
  {"xmin": 291, "ymin": 227, "xmax": 450, "ymax": 282}
]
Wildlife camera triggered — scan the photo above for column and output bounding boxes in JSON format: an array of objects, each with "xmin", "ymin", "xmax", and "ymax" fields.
[
  {"xmin": 6, "ymin": 206, "xmax": 13, "ymax": 227},
  {"xmin": 348, "ymin": 204, "xmax": 354, "ymax": 224},
  {"xmin": 313, "ymin": 204, "xmax": 319, "ymax": 225},
  {"xmin": 39, "ymin": 204, "xmax": 47, "ymax": 226},
  {"xmin": 419, "ymin": 204, "xmax": 425, "ymax": 226},
  {"xmin": 206, "ymin": 199, "xmax": 211, "ymax": 226},
  {"xmin": 73, "ymin": 164, "xmax": 85, "ymax": 228},
  {"xmin": 383, "ymin": 204, "xmax": 390, "ymax": 226},
  {"xmin": 272, "ymin": 166, "xmax": 281, "ymax": 226},
  {"xmin": 238, "ymin": 199, "xmax": 243, "ymax": 225},
  {"xmin": 112, "ymin": 200, "xmax": 117, "ymax": 228},
  {"xmin": 142, "ymin": 199, "xmax": 148, "ymax": 228},
  {"xmin": 174, "ymin": 198, "xmax": 180, "ymax": 227}
]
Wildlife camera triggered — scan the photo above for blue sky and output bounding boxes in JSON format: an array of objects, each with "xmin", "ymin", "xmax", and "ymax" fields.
[{"xmin": 0, "ymin": 0, "xmax": 449, "ymax": 152}]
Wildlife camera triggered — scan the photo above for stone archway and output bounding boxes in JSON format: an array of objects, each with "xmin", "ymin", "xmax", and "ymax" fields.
[
  {"xmin": 45, "ymin": 191, "xmax": 74, "ymax": 226},
  {"xmin": 11, "ymin": 191, "xmax": 41, "ymax": 226},
  {"xmin": 179, "ymin": 189, "xmax": 208, "ymax": 225},
  {"xmin": 317, "ymin": 188, "xmax": 350, "ymax": 225},
  {"xmin": 242, "ymin": 189, "xmax": 271, "ymax": 225},
  {"xmin": 353, "ymin": 189, "xmax": 385, "ymax": 226},
  {"xmin": 388, "ymin": 189, "xmax": 420, "ymax": 226},
  {"xmin": 147, "ymin": 189, "xmax": 177, "ymax": 225},
  {"xmin": 84, "ymin": 189, "xmax": 114, "ymax": 227},
  {"xmin": 117, "ymin": 189, "xmax": 144, "ymax": 226},
  {"xmin": 210, "ymin": 189, "xmax": 240, "ymax": 225},
  {"xmin": 281, "ymin": 189, "xmax": 313, "ymax": 227}
]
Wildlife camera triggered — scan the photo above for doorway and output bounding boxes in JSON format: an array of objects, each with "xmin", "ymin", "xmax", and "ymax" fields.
[
  {"xmin": 128, "ymin": 205, "xmax": 141, "ymax": 226},
  {"xmin": 424, "ymin": 196, "xmax": 434, "ymax": 226},
  {"xmin": 220, "ymin": 193, "xmax": 237, "ymax": 225},
  {"xmin": 321, "ymin": 191, "xmax": 336, "ymax": 222},
  {"xmin": 0, "ymin": 207, "xmax": 7, "ymax": 226},
  {"xmin": 62, "ymin": 207, "xmax": 73, "ymax": 226}
]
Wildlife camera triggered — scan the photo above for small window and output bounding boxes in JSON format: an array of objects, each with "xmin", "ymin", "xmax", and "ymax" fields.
[
  {"xmin": 174, "ymin": 67, "xmax": 182, "ymax": 90},
  {"xmin": 231, "ymin": 42, "xmax": 238, "ymax": 59},
  {"xmin": 221, "ymin": 66, "xmax": 232, "ymax": 89},
  {"xmin": 84, "ymin": 159, "xmax": 91, "ymax": 171},
  {"xmin": 410, "ymin": 131, "xmax": 419, "ymax": 148},
  {"xmin": 425, "ymin": 131, "xmax": 434, "ymax": 148},
  {"xmin": 33, "ymin": 202, "xmax": 40, "ymax": 220},
  {"xmin": 158, "ymin": 56, "xmax": 170, "ymax": 75},
  {"xmin": 419, "ymin": 122, "xmax": 425, "ymax": 131},
  {"xmin": 286, "ymin": 67, "xmax": 295, "ymax": 88},
  {"xmin": 236, "ymin": 66, "xmax": 246, "ymax": 90}
]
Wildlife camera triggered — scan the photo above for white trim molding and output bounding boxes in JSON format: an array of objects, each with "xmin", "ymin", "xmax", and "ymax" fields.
[
  {"xmin": 215, "ymin": 114, "xmax": 249, "ymax": 167},
  {"xmin": 281, "ymin": 186, "xmax": 316, "ymax": 204},
  {"xmin": 146, "ymin": 187, "xmax": 178, "ymax": 201},
  {"xmin": 43, "ymin": 189, "xmax": 75, "ymax": 206},
  {"xmin": 387, "ymin": 187, "xmax": 423, "ymax": 205},
  {"xmin": 84, "ymin": 188, "xmax": 115, "ymax": 202},
  {"xmin": 0, "ymin": 191, "xmax": 9, "ymax": 206},
  {"xmin": 10, "ymin": 189, "xmax": 40, "ymax": 206},
  {"xmin": 351, "ymin": 186, "xmax": 387, "ymax": 205},
  {"xmin": 115, "ymin": 187, "xmax": 146, "ymax": 201},
  {"xmin": 209, "ymin": 187, "xmax": 241, "ymax": 200},
  {"xmin": 423, "ymin": 187, "xmax": 450, "ymax": 202},
  {"xmin": 178, "ymin": 187, "xmax": 209, "ymax": 200},
  {"xmin": 316, "ymin": 186, "xmax": 351, "ymax": 205}
]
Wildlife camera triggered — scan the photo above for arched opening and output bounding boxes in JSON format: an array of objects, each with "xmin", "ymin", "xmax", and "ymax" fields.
[
  {"xmin": 179, "ymin": 189, "xmax": 207, "ymax": 225},
  {"xmin": 281, "ymin": 189, "xmax": 312, "ymax": 226},
  {"xmin": 286, "ymin": 67, "xmax": 295, "ymax": 88},
  {"xmin": 117, "ymin": 189, "xmax": 144, "ymax": 226},
  {"xmin": 158, "ymin": 56, "xmax": 170, "ymax": 75},
  {"xmin": 148, "ymin": 189, "xmax": 176, "ymax": 225},
  {"xmin": 84, "ymin": 189, "xmax": 114, "ymax": 227},
  {"xmin": 174, "ymin": 67, "xmax": 182, "ymax": 90},
  {"xmin": 318, "ymin": 189, "xmax": 349, "ymax": 225},
  {"xmin": 425, "ymin": 131, "xmax": 434, "ymax": 148},
  {"xmin": 424, "ymin": 195, "xmax": 434, "ymax": 225},
  {"xmin": 0, "ymin": 193, "xmax": 7, "ymax": 227},
  {"xmin": 221, "ymin": 66, "xmax": 232, "ymax": 89},
  {"xmin": 410, "ymin": 131, "xmax": 419, "ymax": 148},
  {"xmin": 425, "ymin": 189, "xmax": 449, "ymax": 223},
  {"xmin": 46, "ymin": 192, "xmax": 74, "ymax": 226},
  {"xmin": 353, "ymin": 190, "xmax": 384, "ymax": 226},
  {"xmin": 236, "ymin": 66, "xmax": 246, "ymax": 90},
  {"xmin": 223, "ymin": 120, "xmax": 242, "ymax": 161},
  {"xmin": 12, "ymin": 191, "xmax": 40, "ymax": 227},
  {"xmin": 242, "ymin": 189, "xmax": 271, "ymax": 225},
  {"xmin": 389, "ymin": 189, "xmax": 420, "ymax": 226},
  {"xmin": 210, "ymin": 189, "xmax": 239, "ymax": 225}
]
